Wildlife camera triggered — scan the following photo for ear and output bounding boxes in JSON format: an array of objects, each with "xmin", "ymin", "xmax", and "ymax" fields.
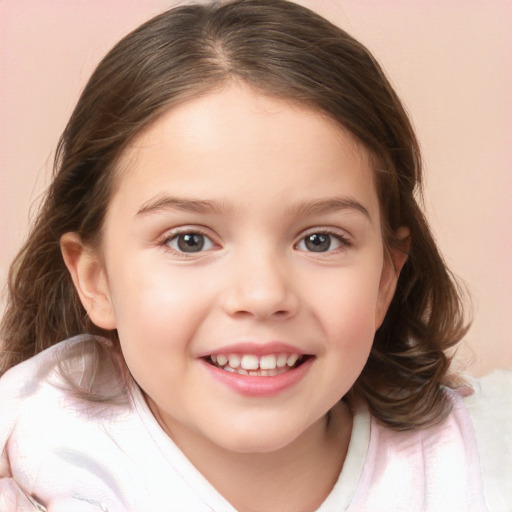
[
  {"xmin": 60, "ymin": 232, "xmax": 117, "ymax": 330},
  {"xmin": 375, "ymin": 227, "xmax": 410, "ymax": 329}
]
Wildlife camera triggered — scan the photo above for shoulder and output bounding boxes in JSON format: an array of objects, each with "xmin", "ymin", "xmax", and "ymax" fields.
[
  {"xmin": 462, "ymin": 369, "xmax": 512, "ymax": 510},
  {"xmin": 0, "ymin": 335, "xmax": 107, "ymax": 406},
  {"xmin": 0, "ymin": 336, "xmax": 134, "ymax": 509},
  {"xmin": 0, "ymin": 335, "xmax": 125, "ymax": 464},
  {"xmin": 0, "ymin": 337, "xmax": 77, "ymax": 488},
  {"xmin": 463, "ymin": 368, "xmax": 512, "ymax": 412},
  {"xmin": 345, "ymin": 376, "xmax": 511, "ymax": 511},
  {"xmin": 0, "ymin": 337, "xmax": 84, "ymax": 448}
]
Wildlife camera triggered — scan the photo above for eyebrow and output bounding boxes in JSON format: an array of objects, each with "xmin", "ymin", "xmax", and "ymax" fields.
[
  {"xmin": 288, "ymin": 197, "xmax": 372, "ymax": 223},
  {"xmin": 136, "ymin": 195, "xmax": 372, "ymax": 223},
  {"xmin": 136, "ymin": 196, "xmax": 232, "ymax": 217}
]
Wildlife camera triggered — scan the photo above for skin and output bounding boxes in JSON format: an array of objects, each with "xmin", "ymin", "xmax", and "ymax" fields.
[{"xmin": 62, "ymin": 83, "xmax": 407, "ymax": 512}]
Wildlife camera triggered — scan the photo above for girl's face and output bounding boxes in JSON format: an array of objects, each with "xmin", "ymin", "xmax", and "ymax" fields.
[{"xmin": 69, "ymin": 84, "xmax": 402, "ymax": 454}]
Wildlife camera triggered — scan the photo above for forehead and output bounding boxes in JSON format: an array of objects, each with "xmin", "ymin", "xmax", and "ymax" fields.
[{"xmin": 111, "ymin": 83, "xmax": 379, "ymax": 221}]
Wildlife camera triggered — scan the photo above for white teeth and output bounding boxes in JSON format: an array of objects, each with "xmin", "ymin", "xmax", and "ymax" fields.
[
  {"xmin": 276, "ymin": 354, "xmax": 288, "ymax": 368},
  {"xmin": 241, "ymin": 354, "xmax": 259, "ymax": 370},
  {"xmin": 228, "ymin": 354, "xmax": 241, "ymax": 368},
  {"xmin": 287, "ymin": 354, "xmax": 299, "ymax": 367},
  {"xmin": 260, "ymin": 354, "xmax": 277, "ymax": 370},
  {"xmin": 210, "ymin": 352, "xmax": 304, "ymax": 374}
]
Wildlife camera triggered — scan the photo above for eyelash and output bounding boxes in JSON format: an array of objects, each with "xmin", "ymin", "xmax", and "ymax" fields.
[
  {"xmin": 158, "ymin": 227, "xmax": 352, "ymax": 257},
  {"xmin": 295, "ymin": 229, "xmax": 352, "ymax": 254},
  {"xmin": 159, "ymin": 227, "xmax": 216, "ymax": 257}
]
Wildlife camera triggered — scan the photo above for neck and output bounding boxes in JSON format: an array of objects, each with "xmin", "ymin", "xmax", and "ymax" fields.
[{"xmin": 151, "ymin": 400, "xmax": 352, "ymax": 512}]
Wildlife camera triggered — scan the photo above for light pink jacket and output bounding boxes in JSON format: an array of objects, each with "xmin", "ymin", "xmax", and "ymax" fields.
[{"xmin": 0, "ymin": 336, "xmax": 510, "ymax": 511}]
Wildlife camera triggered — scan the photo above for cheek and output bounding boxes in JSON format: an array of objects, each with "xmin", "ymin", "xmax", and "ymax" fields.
[
  {"xmin": 316, "ymin": 275, "xmax": 379, "ymax": 391},
  {"xmin": 312, "ymin": 265, "xmax": 383, "ymax": 333},
  {"xmin": 325, "ymin": 304, "xmax": 376, "ymax": 369},
  {"xmin": 107, "ymin": 262, "xmax": 213, "ymax": 403},
  {"xmin": 308, "ymin": 262, "xmax": 383, "ymax": 376},
  {"xmin": 106, "ymin": 256, "xmax": 214, "ymax": 353}
]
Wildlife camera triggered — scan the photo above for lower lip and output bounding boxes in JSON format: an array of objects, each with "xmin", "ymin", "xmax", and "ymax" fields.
[{"xmin": 200, "ymin": 357, "xmax": 314, "ymax": 397}]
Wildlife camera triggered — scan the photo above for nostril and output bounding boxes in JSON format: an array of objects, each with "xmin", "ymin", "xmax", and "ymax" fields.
[{"xmin": 228, "ymin": 308, "xmax": 292, "ymax": 320}]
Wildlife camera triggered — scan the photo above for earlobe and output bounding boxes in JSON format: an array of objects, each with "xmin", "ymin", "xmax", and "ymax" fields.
[
  {"xmin": 375, "ymin": 227, "xmax": 410, "ymax": 329},
  {"xmin": 60, "ymin": 232, "xmax": 117, "ymax": 330}
]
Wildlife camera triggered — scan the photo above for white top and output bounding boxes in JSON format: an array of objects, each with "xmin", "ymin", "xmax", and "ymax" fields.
[{"xmin": 0, "ymin": 335, "xmax": 510, "ymax": 511}]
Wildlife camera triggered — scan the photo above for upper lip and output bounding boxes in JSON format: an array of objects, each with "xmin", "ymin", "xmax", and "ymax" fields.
[{"xmin": 196, "ymin": 341, "xmax": 310, "ymax": 358}]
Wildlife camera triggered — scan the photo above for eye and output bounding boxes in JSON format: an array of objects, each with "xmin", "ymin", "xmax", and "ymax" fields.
[
  {"xmin": 296, "ymin": 232, "xmax": 347, "ymax": 253},
  {"xmin": 166, "ymin": 232, "xmax": 215, "ymax": 253}
]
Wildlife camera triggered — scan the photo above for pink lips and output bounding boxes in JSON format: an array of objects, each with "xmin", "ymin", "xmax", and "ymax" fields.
[{"xmin": 198, "ymin": 341, "xmax": 313, "ymax": 397}]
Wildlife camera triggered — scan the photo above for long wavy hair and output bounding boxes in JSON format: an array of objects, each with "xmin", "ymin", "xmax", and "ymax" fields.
[{"xmin": 1, "ymin": 0, "xmax": 468, "ymax": 429}]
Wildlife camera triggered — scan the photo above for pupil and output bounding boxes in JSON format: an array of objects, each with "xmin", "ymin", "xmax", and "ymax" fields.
[
  {"xmin": 178, "ymin": 233, "xmax": 204, "ymax": 252},
  {"xmin": 305, "ymin": 233, "xmax": 330, "ymax": 252}
]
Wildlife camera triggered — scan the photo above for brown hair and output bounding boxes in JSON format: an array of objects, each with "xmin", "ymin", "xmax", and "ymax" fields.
[{"xmin": 0, "ymin": 0, "xmax": 468, "ymax": 429}]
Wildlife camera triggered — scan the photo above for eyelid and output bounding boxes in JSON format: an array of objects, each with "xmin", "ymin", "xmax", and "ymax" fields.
[
  {"xmin": 298, "ymin": 226, "xmax": 352, "ymax": 241},
  {"xmin": 158, "ymin": 226, "xmax": 220, "ymax": 256},
  {"xmin": 295, "ymin": 227, "xmax": 352, "ymax": 252}
]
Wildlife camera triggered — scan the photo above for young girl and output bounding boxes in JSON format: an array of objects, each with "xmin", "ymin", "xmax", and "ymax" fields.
[{"xmin": 0, "ymin": 1, "xmax": 510, "ymax": 510}]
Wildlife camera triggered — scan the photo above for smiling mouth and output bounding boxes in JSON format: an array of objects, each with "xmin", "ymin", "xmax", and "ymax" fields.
[{"xmin": 205, "ymin": 353, "xmax": 310, "ymax": 377}]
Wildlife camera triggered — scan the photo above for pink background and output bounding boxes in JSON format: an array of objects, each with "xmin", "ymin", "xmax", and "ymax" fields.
[{"xmin": 1, "ymin": 1, "xmax": 511, "ymax": 376}]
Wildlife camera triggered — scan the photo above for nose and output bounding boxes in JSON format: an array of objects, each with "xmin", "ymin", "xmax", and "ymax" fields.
[{"xmin": 221, "ymin": 250, "xmax": 299, "ymax": 321}]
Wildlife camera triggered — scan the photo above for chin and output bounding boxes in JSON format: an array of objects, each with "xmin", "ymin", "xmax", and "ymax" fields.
[{"xmin": 210, "ymin": 420, "xmax": 311, "ymax": 455}]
